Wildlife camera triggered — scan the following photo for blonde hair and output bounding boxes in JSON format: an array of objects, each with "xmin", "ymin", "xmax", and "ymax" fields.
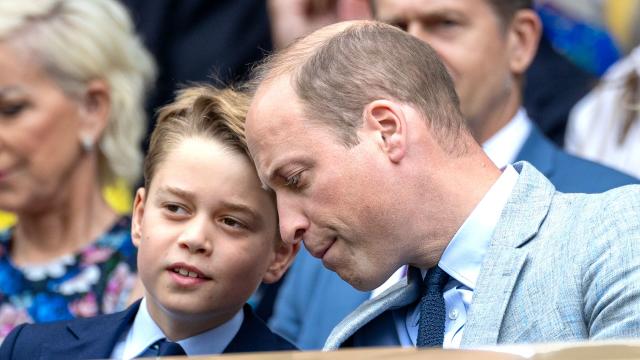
[
  {"xmin": 145, "ymin": 85, "xmax": 251, "ymax": 189},
  {"xmin": 0, "ymin": 0, "xmax": 156, "ymax": 187}
]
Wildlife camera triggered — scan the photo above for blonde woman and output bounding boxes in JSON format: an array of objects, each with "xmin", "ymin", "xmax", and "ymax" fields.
[
  {"xmin": 566, "ymin": 46, "xmax": 640, "ymax": 179},
  {"xmin": 0, "ymin": 0, "xmax": 155, "ymax": 341}
]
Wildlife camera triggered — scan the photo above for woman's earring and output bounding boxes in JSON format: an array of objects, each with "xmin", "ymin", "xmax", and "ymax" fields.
[{"xmin": 81, "ymin": 135, "xmax": 94, "ymax": 152}]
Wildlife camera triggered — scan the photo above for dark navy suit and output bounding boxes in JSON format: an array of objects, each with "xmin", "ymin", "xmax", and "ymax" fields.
[
  {"xmin": 0, "ymin": 301, "xmax": 295, "ymax": 359},
  {"xmin": 269, "ymin": 125, "xmax": 639, "ymax": 350}
]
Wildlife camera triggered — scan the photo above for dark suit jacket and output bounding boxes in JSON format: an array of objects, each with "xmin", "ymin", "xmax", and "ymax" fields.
[
  {"xmin": 0, "ymin": 300, "xmax": 295, "ymax": 359},
  {"xmin": 516, "ymin": 125, "xmax": 637, "ymax": 193},
  {"xmin": 268, "ymin": 126, "xmax": 638, "ymax": 349},
  {"xmin": 119, "ymin": 0, "xmax": 271, "ymax": 152},
  {"xmin": 524, "ymin": 35, "xmax": 596, "ymax": 146}
]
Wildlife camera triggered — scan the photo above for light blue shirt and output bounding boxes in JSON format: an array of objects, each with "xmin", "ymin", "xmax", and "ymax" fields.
[
  {"xmin": 395, "ymin": 165, "xmax": 519, "ymax": 348},
  {"xmin": 110, "ymin": 298, "xmax": 244, "ymax": 359}
]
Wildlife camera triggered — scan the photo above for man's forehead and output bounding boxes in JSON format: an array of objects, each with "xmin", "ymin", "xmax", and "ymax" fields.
[
  {"xmin": 248, "ymin": 82, "xmax": 297, "ymax": 139},
  {"xmin": 246, "ymin": 78, "xmax": 304, "ymax": 169}
]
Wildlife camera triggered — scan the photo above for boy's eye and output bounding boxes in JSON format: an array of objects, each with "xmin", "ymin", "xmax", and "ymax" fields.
[
  {"xmin": 164, "ymin": 203, "xmax": 189, "ymax": 215},
  {"xmin": 221, "ymin": 217, "xmax": 246, "ymax": 229}
]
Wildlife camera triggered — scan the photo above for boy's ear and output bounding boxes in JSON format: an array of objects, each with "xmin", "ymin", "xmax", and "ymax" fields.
[
  {"xmin": 362, "ymin": 100, "xmax": 407, "ymax": 163},
  {"xmin": 262, "ymin": 242, "xmax": 300, "ymax": 284},
  {"xmin": 131, "ymin": 188, "xmax": 146, "ymax": 247}
]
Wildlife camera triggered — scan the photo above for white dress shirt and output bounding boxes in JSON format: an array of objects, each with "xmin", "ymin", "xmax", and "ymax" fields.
[
  {"xmin": 483, "ymin": 108, "xmax": 533, "ymax": 169},
  {"xmin": 394, "ymin": 165, "xmax": 519, "ymax": 348},
  {"xmin": 110, "ymin": 298, "xmax": 244, "ymax": 359}
]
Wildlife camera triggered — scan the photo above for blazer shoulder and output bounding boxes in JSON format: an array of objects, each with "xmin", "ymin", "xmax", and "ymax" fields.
[
  {"xmin": 225, "ymin": 305, "xmax": 297, "ymax": 353},
  {"xmin": 519, "ymin": 127, "xmax": 638, "ymax": 193},
  {"xmin": 553, "ymin": 150, "xmax": 638, "ymax": 191},
  {"xmin": 0, "ymin": 301, "xmax": 140, "ymax": 360},
  {"xmin": 0, "ymin": 323, "xmax": 33, "ymax": 360}
]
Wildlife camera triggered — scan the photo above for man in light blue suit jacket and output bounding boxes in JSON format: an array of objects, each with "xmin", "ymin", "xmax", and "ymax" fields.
[
  {"xmin": 270, "ymin": 124, "xmax": 637, "ymax": 349},
  {"xmin": 246, "ymin": 20, "xmax": 640, "ymax": 351},
  {"xmin": 325, "ymin": 161, "xmax": 640, "ymax": 348},
  {"xmin": 267, "ymin": 0, "xmax": 638, "ymax": 349}
]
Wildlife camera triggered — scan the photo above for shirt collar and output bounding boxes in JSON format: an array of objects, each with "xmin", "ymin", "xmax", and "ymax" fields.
[
  {"xmin": 122, "ymin": 298, "xmax": 244, "ymax": 358},
  {"xmin": 482, "ymin": 108, "xmax": 532, "ymax": 168},
  {"xmin": 436, "ymin": 165, "xmax": 519, "ymax": 289}
]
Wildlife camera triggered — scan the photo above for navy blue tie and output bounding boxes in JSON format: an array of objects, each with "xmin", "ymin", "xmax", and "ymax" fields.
[
  {"xmin": 417, "ymin": 266, "xmax": 449, "ymax": 347},
  {"xmin": 143, "ymin": 338, "xmax": 187, "ymax": 357}
]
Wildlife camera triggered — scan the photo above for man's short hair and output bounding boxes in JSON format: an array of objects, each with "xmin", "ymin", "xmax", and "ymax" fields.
[{"xmin": 251, "ymin": 21, "xmax": 467, "ymax": 153}]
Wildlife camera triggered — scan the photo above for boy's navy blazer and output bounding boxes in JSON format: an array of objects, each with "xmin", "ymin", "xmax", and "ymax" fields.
[{"xmin": 0, "ymin": 300, "xmax": 296, "ymax": 359}]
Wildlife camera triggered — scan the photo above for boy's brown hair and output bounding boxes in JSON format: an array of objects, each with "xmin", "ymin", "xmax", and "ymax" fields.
[{"xmin": 144, "ymin": 85, "xmax": 250, "ymax": 190}]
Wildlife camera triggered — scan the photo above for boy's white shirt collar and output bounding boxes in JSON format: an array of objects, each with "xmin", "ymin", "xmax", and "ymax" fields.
[{"xmin": 112, "ymin": 297, "xmax": 244, "ymax": 359}]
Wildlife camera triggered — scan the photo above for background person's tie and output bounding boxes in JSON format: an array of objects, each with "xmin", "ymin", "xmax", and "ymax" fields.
[{"xmin": 417, "ymin": 266, "xmax": 449, "ymax": 347}]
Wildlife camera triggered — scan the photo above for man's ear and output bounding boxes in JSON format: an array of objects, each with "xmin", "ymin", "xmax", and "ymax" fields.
[
  {"xmin": 262, "ymin": 241, "xmax": 300, "ymax": 284},
  {"xmin": 362, "ymin": 100, "xmax": 407, "ymax": 163},
  {"xmin": 131, "ymin": 188, "xmax": 146, "ymax": 248},
  {"xmin": 77, "ymin": 79, "xmax": 111, "ymax": 149},
  {"xmin": 506, "ymin": 9, "xmax": 541, "ymax": 75}
]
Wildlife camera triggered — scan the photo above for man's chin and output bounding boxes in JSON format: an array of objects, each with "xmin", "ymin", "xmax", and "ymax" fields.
[{"xmin": 334, "ymin": 268, "xmax": 384, "ymax": 292}]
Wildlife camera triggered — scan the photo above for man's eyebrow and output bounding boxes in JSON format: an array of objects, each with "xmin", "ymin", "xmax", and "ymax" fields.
[{"xmin": 265, "ymin": 167, "xmax": 283, "ymax": 190}]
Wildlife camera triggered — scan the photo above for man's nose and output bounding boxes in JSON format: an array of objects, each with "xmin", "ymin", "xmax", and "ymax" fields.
[
  {"xmin": 277, "ymin": 194, "xmax": 309, "ymax": 246},
  {"xmin": 177, "ymin": 217, "xmax": 213, "ymax": 255}
]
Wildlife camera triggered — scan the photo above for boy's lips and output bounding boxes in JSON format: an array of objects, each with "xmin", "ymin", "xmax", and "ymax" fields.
[{"xmin": 166, "ymin": 262, "xmax": 211, "ymax": 280}]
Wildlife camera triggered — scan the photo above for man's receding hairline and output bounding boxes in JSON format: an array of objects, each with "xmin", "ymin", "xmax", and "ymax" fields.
[{"xmin": 260, "ymin": 20, "xmax": 394, "ymax": 85}]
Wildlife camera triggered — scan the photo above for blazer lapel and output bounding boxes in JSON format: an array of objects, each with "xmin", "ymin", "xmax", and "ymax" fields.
[
  {"xmin": 462, "ymin": 162, "xmax": 555, "ymax": 347},
  {"xmin": 323, "ymin": 267, "xmax": 422, "ymax": 350},
  {"xmin": 44, "ymin": 300, "xmax": 141, "ymax": 359}
]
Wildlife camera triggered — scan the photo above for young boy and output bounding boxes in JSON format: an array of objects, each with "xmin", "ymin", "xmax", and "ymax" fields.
[{"xmin": 0, "ymin": 86, "xmax": 299, "ymax": 359}]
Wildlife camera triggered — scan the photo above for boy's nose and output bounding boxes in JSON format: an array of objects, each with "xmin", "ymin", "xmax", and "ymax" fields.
[{"xmin": 177, "ymin": 219, "xmax": 212, "ymax": 255}]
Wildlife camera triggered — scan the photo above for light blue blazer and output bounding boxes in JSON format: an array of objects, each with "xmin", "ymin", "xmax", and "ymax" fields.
[{"xmin": 325, "ymin": 162, "xmax": 640, "ymax": 348}]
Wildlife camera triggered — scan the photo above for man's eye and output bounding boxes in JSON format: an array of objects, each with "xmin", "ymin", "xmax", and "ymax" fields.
[
  {"xmin": 285, "ymin": 173, "xmax": 301, "ymax": 189},
  {"xmin": 0, "ymin": 103, "xmax": 28, "ymax": 118},
  {"xmin": 438, "ymin": 19, "xmax": 458, "ymax": 27},
  {"xmin": 390, "ymin": 21, "xmax": 408, "ymax": 31}
]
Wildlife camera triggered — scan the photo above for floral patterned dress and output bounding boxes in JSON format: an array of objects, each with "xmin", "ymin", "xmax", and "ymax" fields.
[{"xmin": 0, "ymin": 217, "xmax": 137, "ymax": 342}]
